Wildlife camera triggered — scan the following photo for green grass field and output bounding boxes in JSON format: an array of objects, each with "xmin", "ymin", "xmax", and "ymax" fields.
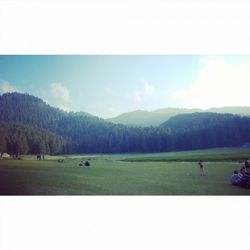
[{"xmin": 0, "ymin": 147, "xmax": 250, "ymax": 195}]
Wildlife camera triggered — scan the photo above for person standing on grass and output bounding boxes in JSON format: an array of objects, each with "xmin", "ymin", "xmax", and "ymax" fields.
[{"xmin": 198, "ymin": 160, "xmax": 206, "ymax": 176}]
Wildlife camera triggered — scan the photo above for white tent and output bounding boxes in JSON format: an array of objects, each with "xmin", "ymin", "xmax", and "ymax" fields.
[{"xmin": 2, "ymin": 153, "xmax": 10, "ymax": 158}]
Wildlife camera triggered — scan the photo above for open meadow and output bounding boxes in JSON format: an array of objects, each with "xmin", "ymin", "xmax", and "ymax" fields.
[{"xmin": 0, "ymin": 147, "xmax": 250, "ymax": 195}]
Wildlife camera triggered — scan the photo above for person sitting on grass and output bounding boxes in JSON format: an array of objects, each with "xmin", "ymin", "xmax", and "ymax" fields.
[
  {"xmin": 231, "ymin": 170, "xmax": 242, "ymax": 186},
  {"xmin": 245, "ymin": 159, "xmax": 250, "ymax": 174},
  {"xmin": 240, "ymin": 172, "xmax": 250, "ymax": 188},
  {"xmin": 84, "ymin": 161, "xmax": 90, "ymax": 167},
  {"xmin": 239, "ymin": 167, "xmax": 246, "ymax": 178}
]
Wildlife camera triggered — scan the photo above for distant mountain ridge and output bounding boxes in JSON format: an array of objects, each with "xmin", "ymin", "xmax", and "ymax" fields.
[{"xmin": 107, "ymin": 107, "xmax": 250, "ymax": 127}]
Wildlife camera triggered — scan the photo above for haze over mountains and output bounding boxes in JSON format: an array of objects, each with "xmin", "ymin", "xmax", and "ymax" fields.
[
  {"xmin": 107, "ymin": 107, "xmax": 250, "ymax": 127},
  {"xmin": 1, "ymin": 92, "xmax": 250, "ymax": 155}
]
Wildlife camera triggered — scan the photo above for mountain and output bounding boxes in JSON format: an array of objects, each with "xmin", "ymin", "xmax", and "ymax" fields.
[
  {"xmin": 1, "ymin": 92, "xmax": 250, "ymax": 155},
  {"xmin": 106, "ymin": 108, "xmax": 201, "ymax": 126},
  {"xmin": 207, "ymin": 106, "xmax": 250, "ymax": 116},
  {"xmin": 107, "ymin": 107, "xmax": 250, "ymax": 127},
  {"xmin": 107, "ymin": 110, "xmax": 152, "ymax": 126}
]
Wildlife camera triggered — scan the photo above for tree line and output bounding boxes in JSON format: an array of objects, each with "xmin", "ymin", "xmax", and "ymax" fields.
[{"xmin": 0, "ymin": 122, "xmax": 70, "ymax": 155}]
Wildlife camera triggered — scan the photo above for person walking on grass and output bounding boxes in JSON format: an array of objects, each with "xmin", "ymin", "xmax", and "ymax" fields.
[{"xmin": 198, "ymin": 160, "xmax": 206, "ymax": 176}]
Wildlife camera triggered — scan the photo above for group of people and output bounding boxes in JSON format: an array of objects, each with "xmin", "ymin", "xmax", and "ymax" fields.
[
  {"xmin": 198, "ymin": 159, "xmax": 250, "ymax": 189},
  {"xmin": 79, "ymin": 160, "xmax": 91, "ymax": 167},
  {"xmin": 231, "ymin": 159, "xmax": 250, "ymax": 188}
]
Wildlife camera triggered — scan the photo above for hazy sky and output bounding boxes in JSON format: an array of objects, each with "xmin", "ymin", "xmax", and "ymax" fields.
[{"xmin": 0, "ymin": 55, "xmax": 250, "ymax": 118}]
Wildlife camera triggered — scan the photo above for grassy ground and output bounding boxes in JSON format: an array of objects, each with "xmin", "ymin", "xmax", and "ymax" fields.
[
  {"xmin": 0, "ymin": 147, "xmax": 250, "ymax": 195},
  {"xmin": 121, "ymin": 147, "xmax": 250, "ymax": 162}
]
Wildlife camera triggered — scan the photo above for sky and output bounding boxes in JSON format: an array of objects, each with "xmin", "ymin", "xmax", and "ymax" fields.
[{"xmin": 1, "ymin": 55, "xmax": 250, "ymax": 118}]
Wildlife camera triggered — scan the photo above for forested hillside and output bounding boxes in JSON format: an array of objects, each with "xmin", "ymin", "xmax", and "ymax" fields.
[
  {"xmin": 0, "ymin": 92, "xmax": 67, "ymax": 130},
  {"xmin": 1, "ymin": 93, "xmax": 250, "ymax": 155},
  {"xmin": 161, "ymin": 113, "xmax": 250, "ymax": 150}
]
